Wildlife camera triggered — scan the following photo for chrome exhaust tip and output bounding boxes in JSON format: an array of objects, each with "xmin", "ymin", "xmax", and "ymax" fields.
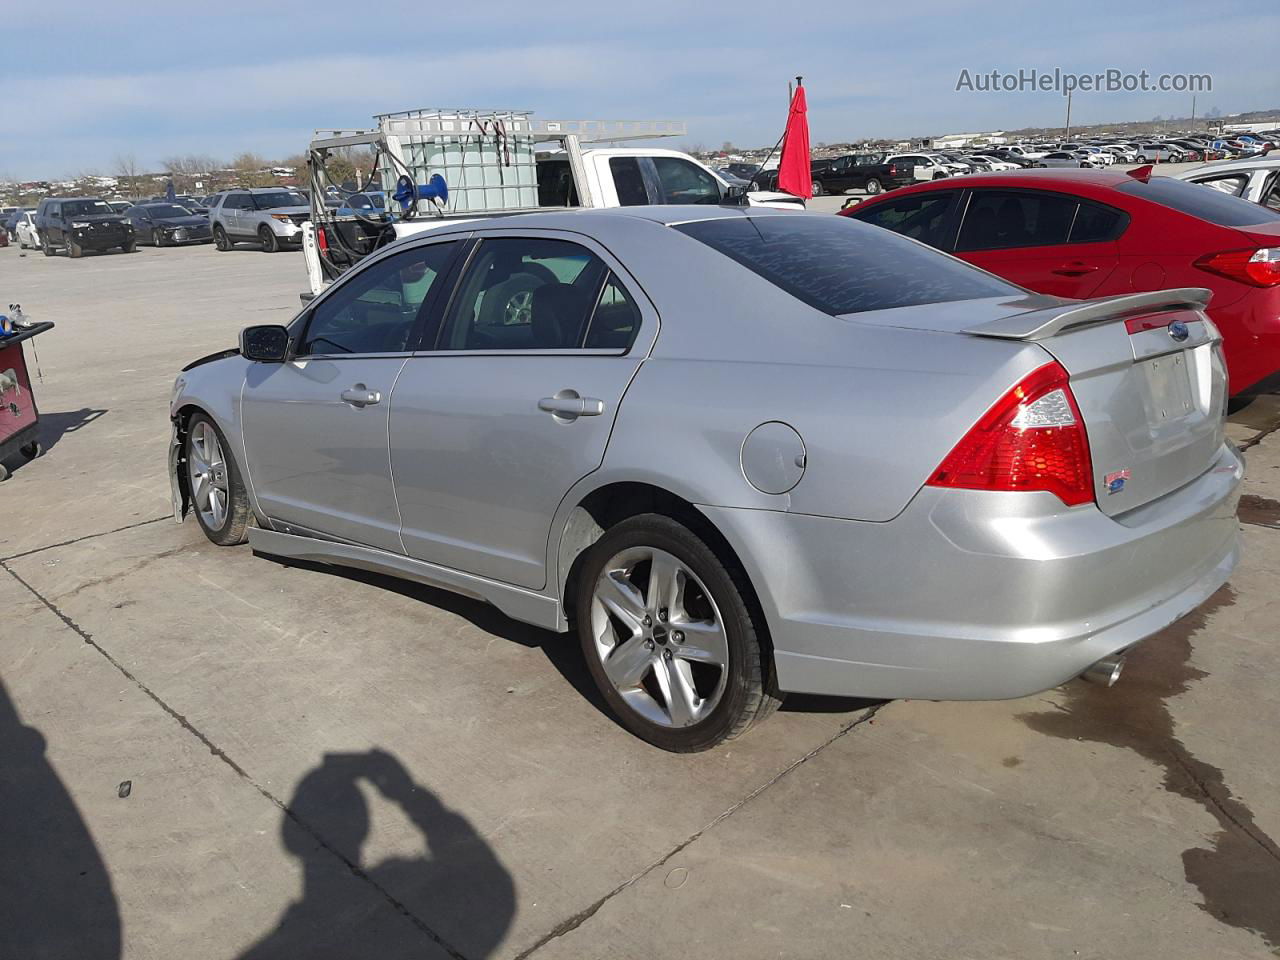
[{"xmin": 1081, "ymin": 655, "xmax": 1125, "ymax": 687}]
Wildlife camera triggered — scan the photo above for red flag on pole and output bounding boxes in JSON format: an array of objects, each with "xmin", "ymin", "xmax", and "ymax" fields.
[{"xmin": 777, "ymin": 80, "xmax": 811, "ymax": 199}]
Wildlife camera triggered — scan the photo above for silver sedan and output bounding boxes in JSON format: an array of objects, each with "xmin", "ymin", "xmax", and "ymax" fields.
[{"xmin": 169, "ymin": 207, "xmax": 1241, "ymax": 752}]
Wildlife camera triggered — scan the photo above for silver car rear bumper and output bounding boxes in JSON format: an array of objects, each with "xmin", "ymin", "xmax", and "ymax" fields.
[{"xmin": 705, "ymin": 443, "xmax": 1243, "ymax": 701}]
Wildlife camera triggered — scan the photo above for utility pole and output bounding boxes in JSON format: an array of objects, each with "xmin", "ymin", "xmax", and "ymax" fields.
[
  {"xmin": 1191, "ymin": 95, "xmax": 1197, "ymax": 128},
  {"xmin": 1064, "ymin": 89, "xmax": 1072, "ymax": 141}
]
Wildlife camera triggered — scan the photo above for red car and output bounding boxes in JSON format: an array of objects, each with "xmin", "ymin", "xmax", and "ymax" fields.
[{"xmin": 842, "ymin": 169, "xmax": 1280, "ymax": 396}]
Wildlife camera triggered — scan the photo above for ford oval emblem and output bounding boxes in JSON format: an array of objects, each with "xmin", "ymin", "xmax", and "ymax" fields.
[{"xmin": 1168, "ymin": 320, "xmax": 1190, "ymax": 342}]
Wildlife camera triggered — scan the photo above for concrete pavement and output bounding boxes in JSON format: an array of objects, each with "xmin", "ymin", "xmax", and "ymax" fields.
[{"xmin": 1, "ymin": 239, "xmax": 1278, "ymax": 959}]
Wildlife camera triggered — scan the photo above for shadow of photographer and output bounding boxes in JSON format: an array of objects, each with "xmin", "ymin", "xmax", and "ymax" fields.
[
  {"xmin": 0, "ymin": 676, "xmax": 121, "ymax": 960},
  {"xmin": 237, "ymin": 748, "xmax": 515, "ymax": 959}
]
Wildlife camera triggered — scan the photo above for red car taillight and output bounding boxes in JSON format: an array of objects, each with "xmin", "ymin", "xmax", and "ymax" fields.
[
  {"xmin": 316, "ymin": 226, "xmax": 329, "ymax": 253},
  {"xmin": 927, "ymin": 362, "xmax": 1095, "ymax": 506},
  {"xmin": 1194, "ymin": 247, "xmax": 1280, "ymax": 287},
  {"xmin": 887, "ymin": 164, "xmax": 897, "ymax": 175}
]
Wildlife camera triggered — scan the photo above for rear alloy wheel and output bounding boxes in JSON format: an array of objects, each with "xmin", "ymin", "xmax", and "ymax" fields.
[
  {"xmin": 576, "ymin": 514, "xmax": 780, "ymax": 752},
  {"xmin": 259, "ymin": 226, "xmax": 279, "ymax": 253},
  {"xmin": 184, "ymin": 415, "xmax": 251, "ymax": 546},
  {"xmin": 213, "ymin": 225, "xmax": 231, "ymax": 251},
  {"xmin": 864, "ymin": 177, "xmax": 883, "ymax": 195}
]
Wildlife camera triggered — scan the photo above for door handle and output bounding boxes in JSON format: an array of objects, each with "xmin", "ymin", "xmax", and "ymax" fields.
[
  {"xmin": 538, "ymin": 390, "xmax": 605, "ymax": 421},
  {"xmin": 340, "ymin": 384, "xmax": 381, "ymax": 407},
  {"xmin": 1051, "ymin": 262, "xmax": 1099, "ymax": 277}
]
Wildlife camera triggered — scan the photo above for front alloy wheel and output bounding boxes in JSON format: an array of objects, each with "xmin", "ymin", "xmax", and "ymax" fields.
[
  {"xmin": 577, "ymin": 514, "xmax": 779, "ymax": 751},
  {"xmin": 185, "ymin": 415, "xmax": 250, "ymax": 545}
]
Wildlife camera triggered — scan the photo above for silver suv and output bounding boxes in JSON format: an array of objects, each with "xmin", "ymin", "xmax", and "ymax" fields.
[{"xmin": 209, "ymin": 188, "xmax": 310, "ymax": 252}]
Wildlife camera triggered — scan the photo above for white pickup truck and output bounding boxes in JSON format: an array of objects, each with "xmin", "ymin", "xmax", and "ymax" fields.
[{"xmin": 303, "ymin": 123, "xmax": 803, "ymax": 297}]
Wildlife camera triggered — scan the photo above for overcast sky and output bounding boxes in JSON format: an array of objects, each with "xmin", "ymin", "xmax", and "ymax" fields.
[{"xmin": 3, "ymin": 0, "xmax": 1276, "ymax": 179}]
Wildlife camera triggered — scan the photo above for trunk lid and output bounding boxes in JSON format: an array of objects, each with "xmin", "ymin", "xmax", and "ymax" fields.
[{"xmin": 964, "ymin": 289, "xmax": 1228, "ymax": 516}]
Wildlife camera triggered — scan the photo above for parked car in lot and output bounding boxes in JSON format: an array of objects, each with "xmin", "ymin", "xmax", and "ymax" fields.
[
  {"xmin": 1133, "ymin": 143, "xmax": 1185, "ymax": 163},
  {"xmin": 335, "ymin": 191, "xmax": 390, "ymax": 218},
  {"xmin": 126, "ymin": 202, "xmax": 213, "ymax": 246},
  {"xmin": 885, "ymin": 153, "xmax": 952, "ymax": 182},
  {"xmin": 15, "ymin": 211, "xmax": 40, "ymax": 249},
  {"xmin": 843, "ymin": 169, "xmax": 1280, "ymax": 397},
  {"xmin": 208, "ymin": 188, "xmax": 310, "ymax": 252},
  {"xmin": 808, "ymin": 153, "xmax": 916, "ymax": 195},
  {"xmin": 169, "ymin": 206, "xmax": 1241, "ymax": 751},
  {"xmin": 719, "ymin": 162, "xmax": 762, "ymax": 181},
  {"xmin": 1174, "ymin": 156, "xmax": 1280, "ymax": 211},
  {"xmin": 4, "ymin": 206, "xmax": 34, "ymax": 240},
  {"xmin": 34, "ymin": 197, "xmax": 135, "ymax": 257},
  {"xmin": 1039, "ymin": 151, "xmax": 1099, "ymax": 169}
]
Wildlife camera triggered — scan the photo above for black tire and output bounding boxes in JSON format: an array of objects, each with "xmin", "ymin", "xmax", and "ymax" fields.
[
  {"xmin": 259, "ymin": 226, "xmax": 279, "ymax": 253},
  {"xmin": 154, "ymin": 229, "xmax": 166, "ymax": 247},
  {"xmin": 575, "ymin": 513, "xmax": 781, "ymax": 752},
  {"xmin": 41, "ymin": 236, "xmax": 54, "ymax": 257},
  {"xmin": 810, "ymin": 180, "xmax": 824, "ymax": 197},
  {"xmin": 213, "ymin": 225, "xmax": 231, "ymax": 251},
  {"xmin": 184, "ymin": 414, "xmax": 251, "ymax": 546},
  {"xmin": 0, "ymin": 462, "xmax": 9, "ymax": 482},
  {"xmin": 67, "ymin": 239, "xmax": 82, "ymax": 259},
  {"xmin": 864, "ymin": 177, "xmax": 883, "ymax": 195},
  {"xmin": 19, "ymin": 441, "xmax": 42, "ymax": 460},
  {"xmin": 122, "ymin": 240, "xmax": 137, "ymax": 253}
]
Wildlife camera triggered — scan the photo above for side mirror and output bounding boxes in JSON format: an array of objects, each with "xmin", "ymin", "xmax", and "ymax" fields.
[
  {"xmin": 240, "ymin": 324, "xmax": 290, "ymax": 362},
  {"xmin": 722, "ymin": 182, "xmax": 748, "ymax": 202}
]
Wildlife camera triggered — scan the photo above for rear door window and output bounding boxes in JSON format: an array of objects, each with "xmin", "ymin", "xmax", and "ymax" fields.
[
  {"xmin": 674, "ymin": 215, "xmax": 1018, "ymax": 316},
  {"xmin": 438, "ymin": 237, "xmax": 610, "ymax": 350},
  {"xmin": 956, "ymin": 190, "xmax": 1077, "ymax": 251},
  {"xmin": 608, "ymin": 158, "xmax": 649, "ymax": 206},
  {"xmin": 849, "ymin": 192, "xmax": 957, "ymax": 249},
  {"xmin": 1117, "ymin": 175, "xmax": 1280, "ymax": 226}
]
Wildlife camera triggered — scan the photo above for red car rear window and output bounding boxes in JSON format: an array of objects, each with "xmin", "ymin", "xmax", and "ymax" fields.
[{"xmin": 1118, "ymin": 176, "xmax": 1280, "ymax": 227}]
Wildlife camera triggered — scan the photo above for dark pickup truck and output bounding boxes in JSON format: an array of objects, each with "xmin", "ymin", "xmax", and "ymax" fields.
[{"xmin": 809, "ymin": 153, "xmax": 915, "ymax": 196}]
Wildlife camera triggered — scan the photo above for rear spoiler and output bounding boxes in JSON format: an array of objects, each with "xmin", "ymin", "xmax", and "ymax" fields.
[{"xmin": 963, "ymin": 288, "xmax": 1212, "ymax": 341}]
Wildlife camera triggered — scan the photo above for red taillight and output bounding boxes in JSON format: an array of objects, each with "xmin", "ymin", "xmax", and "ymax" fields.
[
  {"xmin": 316, "ymin": 226, "xmax": 329, "ymax": 253},
  {"xmin": 927, "ymin": 362, "xmax": 1095, "ymax": 506},
  {"xmin": 888, "ymin": 164, "xmax": 897, "ymax": 175},
  {"xmin": 1194, "ymin": 247, "xmax": 1280, "ymax": 288}
]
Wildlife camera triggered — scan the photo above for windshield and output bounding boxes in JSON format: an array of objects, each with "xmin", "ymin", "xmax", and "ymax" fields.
[
  {"xmin": 251, "ymin": 191, "xmax": 305, "ymax": 210},
  {"xmin": 63, "ymin": 200, "xmax": 112, "ymax": 217},
  {"xmin": 147, "ymin": 204, "xmax": 194, "ymax": 219},
  {"xmin": 674, "ymin": 215, "xmax": 1019, "ymax": 316}
]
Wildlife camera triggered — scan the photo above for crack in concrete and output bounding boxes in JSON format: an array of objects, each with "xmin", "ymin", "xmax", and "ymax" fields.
[
  {"xmin": 1, "ymin": 561, "xmax": 472, "ymax": 960},
  {"xmin": 0, "ymin": 515, "xmax": 170, "ymax": 563},
  {"xmin": 513, "ymin": 702, "xmax": 887, "ymax": 959}
]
